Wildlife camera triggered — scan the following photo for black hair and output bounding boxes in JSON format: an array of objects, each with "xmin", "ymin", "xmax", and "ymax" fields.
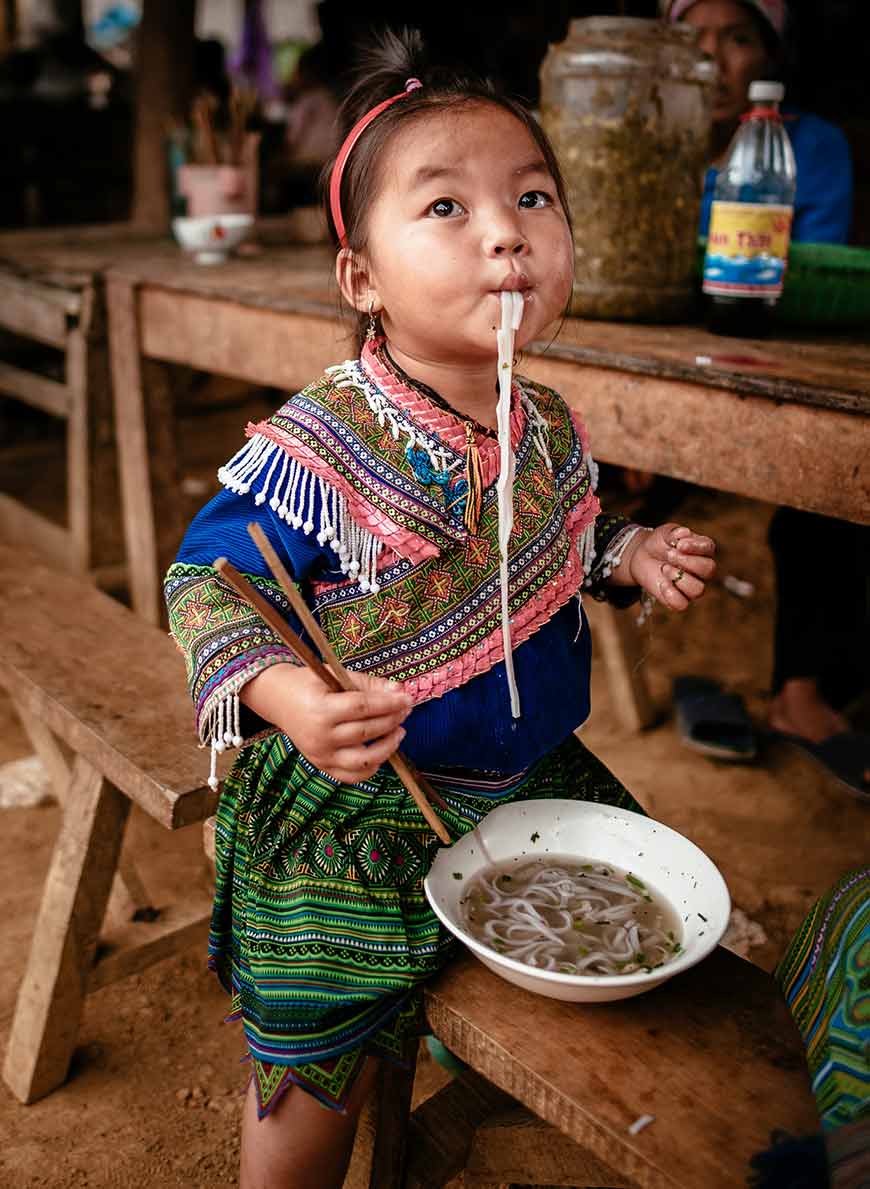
[{"xmin": 321, "ymin": 28, "xmax": 573, "ymax": 345}]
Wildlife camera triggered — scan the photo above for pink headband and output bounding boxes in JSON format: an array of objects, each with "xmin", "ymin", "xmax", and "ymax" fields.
[
  {"xmin": 661, "ymin": 0, "xmax": 786, "ymax": 37},
  {"xmin": 329, "ymin": 77, "xmax": 423, "ymax": 248}
]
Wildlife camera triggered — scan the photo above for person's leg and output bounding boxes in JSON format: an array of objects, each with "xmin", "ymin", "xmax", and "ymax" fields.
[
  {"xmin": 767, "ymin": 509, "xmax": 870, "ymax": 784},
  {"xmin": 239, "ymin": 1056, "xmax": 380, "ymax": 1189}
]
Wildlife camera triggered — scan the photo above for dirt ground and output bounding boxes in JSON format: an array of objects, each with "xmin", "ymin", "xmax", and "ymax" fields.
[{"xmin": 0, "ymin": 389, "xmax": 866, "ymax": 1188}]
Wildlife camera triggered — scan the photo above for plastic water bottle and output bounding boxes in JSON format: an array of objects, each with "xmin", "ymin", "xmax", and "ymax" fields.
[{"xmin": 703, "ymin": 80, "xmax": 797, "ymax": 336}]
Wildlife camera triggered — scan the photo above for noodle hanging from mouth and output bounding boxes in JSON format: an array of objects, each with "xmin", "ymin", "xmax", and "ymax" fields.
[
  {"xmin": 462, "ymin": 858, "xmax": 683, "ymax": 977},
  {"xmin": 495, "ymin": 290, "xmax": 524, "ymax": 717}
]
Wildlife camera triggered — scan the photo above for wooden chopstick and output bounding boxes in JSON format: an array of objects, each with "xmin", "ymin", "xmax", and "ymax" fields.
[
  {"xmin": 244, "ymin": 522, "xmax": 452, "ymax": 820},
  {"xmin": 213, "ymin": 551, "xmax": 452, "ymax": 845}
]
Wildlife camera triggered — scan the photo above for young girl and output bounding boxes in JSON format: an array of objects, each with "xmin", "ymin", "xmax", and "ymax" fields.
[{"xmin": 166, "ymin": 30, "xmax": 716, "ymax": 1189}]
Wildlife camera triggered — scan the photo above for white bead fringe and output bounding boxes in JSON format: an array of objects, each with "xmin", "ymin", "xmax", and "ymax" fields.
[
  {"xmin": 202, "ymin": 691, "xmax": 244, "ymax": 790},
  {"xmin": 218, "ymin": 434, "xmax": 383, "ymax": 594}
]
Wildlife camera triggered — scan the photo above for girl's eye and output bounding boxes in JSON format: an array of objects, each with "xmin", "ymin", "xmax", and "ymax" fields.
[
  {"xmin": 429, "ymin": 198, "xmax": 465, "ymax": 218},
  {"xmin": 518, "ymin": 190, "xmax": 552, "ymax": 209}
]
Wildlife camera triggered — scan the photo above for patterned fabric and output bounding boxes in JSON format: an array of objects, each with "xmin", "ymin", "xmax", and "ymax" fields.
[
  {"xmin": 208, "ymin": 730, "xmax": 643, "ymax": 1115},
  {"xmin": 165, "ymin": 564, "xmax": 299, "ymax": 750},
  {"xmin": 227, "ymin": 345, "xmax": 598, "ymax": 703},
  {"xmin": 165, "ymin": 348, "xmax": 637, "ymax": 761},
  {"xmin": 775, "ymin": 867, "xmax": 870, "ymax": 1132}
]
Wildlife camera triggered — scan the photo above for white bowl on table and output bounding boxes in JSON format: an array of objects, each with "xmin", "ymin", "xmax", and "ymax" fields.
[
  {"xmin": 424, "ymin": 799, "xmax": 730, "ymax": 1004},
  {"xmin": 171, "ymin": 214, "xmax": 254, "ymax": 265}
]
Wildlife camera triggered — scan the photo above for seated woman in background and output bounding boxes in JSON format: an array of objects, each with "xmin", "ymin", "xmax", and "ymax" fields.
[
  {"xmin": 660, "ymin": 0, "xmax": 869, "ymax": 798},
  {"xmin": 670, "ymin": 0, "xmax": 853, "ymax": 243}
]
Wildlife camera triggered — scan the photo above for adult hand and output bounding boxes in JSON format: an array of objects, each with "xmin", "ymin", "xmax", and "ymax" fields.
[
  {"xmin": 242, "ymin": 664, "xmax": 413, "ymax": 784},
  {"xmin": 626, "ymin": 523, "xmax": 716, "ymax": 612}
]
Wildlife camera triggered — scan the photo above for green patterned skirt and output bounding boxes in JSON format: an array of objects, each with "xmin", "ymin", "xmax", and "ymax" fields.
[
  {"xmin": 208, "ymin": 731, "xmax": 643, "ymax": 1115},
  {"xmin": 775, "ymin": 866, "xmax": 870, "ymax": 1133}
]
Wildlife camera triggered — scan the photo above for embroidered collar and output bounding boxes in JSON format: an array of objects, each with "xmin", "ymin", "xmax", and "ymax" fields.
[
  {"xmin": 360, "ymin": 338, "xmax": 525, "ymax": 482},
  {"xmin": 377, "ymin": 341, "xmax": 497, "ymax": 440}
]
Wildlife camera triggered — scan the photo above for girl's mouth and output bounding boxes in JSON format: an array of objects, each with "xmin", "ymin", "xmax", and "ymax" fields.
[{"xmin": 495, "ymin": 273, "xmax": 531, "ymax": 294}]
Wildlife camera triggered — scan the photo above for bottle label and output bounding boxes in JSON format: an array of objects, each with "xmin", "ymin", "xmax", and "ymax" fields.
[{"xmin": 703, "ymin": 201, "xmax": 793, "ymax": 297}]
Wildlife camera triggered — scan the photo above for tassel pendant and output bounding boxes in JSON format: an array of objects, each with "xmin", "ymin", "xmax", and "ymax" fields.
[{"xmin": 463, "ymin": 421, "xmax": 483, "ymax": 536}]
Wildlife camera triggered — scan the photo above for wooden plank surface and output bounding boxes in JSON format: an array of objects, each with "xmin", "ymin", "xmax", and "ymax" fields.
[
  {"xmin": 0, "ymin": 224, "xmax": 862, "ymax": 412},
  {"xmin": 0, "ymin": 361, "xmax": 69, "ymax": 417},
  {"xmin": 132, "ymin": 288, "xmax": 869, "ymax": 524},
  {"xmin": 0, "ymin": 274, "xmax": 80, "ymax": 347},
  {"xmin": 423, "ymin": 949, "xmax": 818, "ymax": 1189},
  {"xmin": 88, "ymin": 897, "xmax": 212, "ymax": 991},
  {"xmin": 106, "ymin": 275, "xmax": 164, "ymax": 623},
  {"xmin": 0, "ymin": 492, "xmax": 72, "ymax": 569},
  {"xmin": 139, "ymin": 289, "xmax": 352, "ymax": 390},
  {"xmin": 526, "ymin": 317, "xmax": 870, "ymax": 415},
  {"xmin": 2, "ymin": 759, "xmax": 128, "ymax": 1103},
  {"xmin": 0, "ymin": 545, "xmax": 217, "ymax": 828},
  {"xmin": 524, "ymin": 354, "xmax": 870, "ymax": 525}
]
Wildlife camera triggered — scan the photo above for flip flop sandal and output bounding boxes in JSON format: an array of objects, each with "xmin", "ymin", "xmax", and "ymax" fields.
[
  {"xmin": 767, "ymin": 729, "xmax": 870, "ymax": 801},
  {"xmin": 673, "ymin": 676, "xmax": 758, "ymax": 762}
]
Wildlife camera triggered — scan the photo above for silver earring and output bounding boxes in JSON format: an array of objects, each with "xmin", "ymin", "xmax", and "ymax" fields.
[{"xmin": 366, "ymin": 299, "xmax": 377, "ymax": 341}]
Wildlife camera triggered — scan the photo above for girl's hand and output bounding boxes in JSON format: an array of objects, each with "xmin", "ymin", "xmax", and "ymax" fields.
[
  {"xmin": 625, "ymin": 523, "xmax": 716, "ymax": 612},
  {"xmin": 242, "ymin": 664, "xmax": 413, "ymax": 784}
]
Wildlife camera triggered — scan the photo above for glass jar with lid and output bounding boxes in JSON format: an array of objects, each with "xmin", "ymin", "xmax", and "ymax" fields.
[{"xmin": 540, "ymin": 17, "xmax": 716, "ymax": 322}]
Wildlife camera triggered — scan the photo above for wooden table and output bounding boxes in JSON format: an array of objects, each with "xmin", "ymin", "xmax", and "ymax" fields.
[
  {"xmin": 104, "ymin": 248, "xmax": 869, "ymax": 625},
  {"xmin": 342, "ymin": 947, "xmax": 820, "ymax": 1189},
  {"xmin": 0, "ymin": 226, "xmax": 867, "ymax": 628}
]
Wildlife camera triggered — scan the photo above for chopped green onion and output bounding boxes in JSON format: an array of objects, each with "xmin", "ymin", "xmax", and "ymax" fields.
[{"xmin": 625, "ymin": 873, "xmax": 647, "ymax": 891}]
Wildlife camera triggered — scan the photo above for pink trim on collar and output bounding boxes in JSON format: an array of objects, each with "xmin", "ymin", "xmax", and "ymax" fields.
[{"xmin": 360, "ymin": 339, "xmax": 526, "ymax": 488}]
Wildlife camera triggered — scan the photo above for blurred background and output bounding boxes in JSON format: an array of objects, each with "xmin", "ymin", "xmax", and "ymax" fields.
[{"xmin": 0, "ymin": 0, "xmax": 866, "ymax": 241}]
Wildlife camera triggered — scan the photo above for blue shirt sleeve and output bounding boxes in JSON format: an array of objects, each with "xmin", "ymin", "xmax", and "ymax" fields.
[
  {"xmin": 700, "ymin": 111, "xmax": 854, "ymax": 245},
  {"xmin": 786, "ymin": 113, "xmax": 853, "ymax": 244}
]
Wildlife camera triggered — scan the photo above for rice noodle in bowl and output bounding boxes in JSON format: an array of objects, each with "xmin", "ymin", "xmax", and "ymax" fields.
[
  {"xmin": 424, "ymin": 800, "xmax": 730, "ymax": 1003},
  {"xmin": 464, "ymin": 857, "xmax": 683, "ymax": 977}
]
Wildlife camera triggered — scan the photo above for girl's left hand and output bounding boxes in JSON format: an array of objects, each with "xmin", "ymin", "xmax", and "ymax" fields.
[{"xmin": 626, "ymin": 523, "xmax": 716, "ymax": 612}]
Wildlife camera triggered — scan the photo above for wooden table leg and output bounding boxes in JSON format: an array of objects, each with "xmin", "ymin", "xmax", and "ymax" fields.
[
  {"xmin": 107, "ymin": 276, "xmax": 187, "ymax": 625},
  {"xmin": 18, "ymin": 714, "xmax": 155, "ymax": 924},
  {"xmin": 107, "ymin": 276, "xmax": 162, "ymax": 624},
  {"xmin": 587, "ymin": 601, "xmax": 656, "ymax": 732},
  {"xmin": 2, "ymin": 755, "xmax": 129, "ymax": 1103},
  {"xmin": 345, "ymin": 1043, "xmax": 419, "ymax": 1189}
]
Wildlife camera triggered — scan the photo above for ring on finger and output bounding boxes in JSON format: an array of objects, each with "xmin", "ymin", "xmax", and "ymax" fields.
[{"xmin": 673, "ymin": 567, "xmax": 685, "ymax": 586}]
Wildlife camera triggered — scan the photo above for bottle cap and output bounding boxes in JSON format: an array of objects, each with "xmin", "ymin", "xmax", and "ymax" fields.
[{"xmin": 748, "ymin": 80, "xmax": 785, "ymax": 103}]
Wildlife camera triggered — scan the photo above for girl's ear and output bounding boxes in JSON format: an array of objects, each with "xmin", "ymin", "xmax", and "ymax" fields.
[{"xmin": 335, "ymin": 248, "xmax": 379, "ymax": 313}]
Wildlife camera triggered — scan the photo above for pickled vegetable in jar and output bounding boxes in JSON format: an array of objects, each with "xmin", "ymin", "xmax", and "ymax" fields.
[{"xmin": 540, "ymin": 18, "xmax": 715, "ymax": 322}]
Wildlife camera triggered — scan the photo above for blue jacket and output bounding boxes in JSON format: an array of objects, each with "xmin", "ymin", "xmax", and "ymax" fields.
[{"xmin": 700, "ymin": 110, "xmax": 853, "ymax": 244}]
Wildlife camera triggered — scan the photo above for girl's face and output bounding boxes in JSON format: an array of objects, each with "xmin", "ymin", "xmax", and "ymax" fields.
[
  {"xmin": 340, "ymin": 103, "xmax": 574, "ymax": 371},
  {"xmin": 682, "ymin": 1, "xmax": 772, "ymax": 126}
]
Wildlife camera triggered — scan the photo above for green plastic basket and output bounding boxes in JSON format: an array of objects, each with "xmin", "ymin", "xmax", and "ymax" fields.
[{"xmin": 697, "ymin": 239, "xmax": 870, "ymax": 328}]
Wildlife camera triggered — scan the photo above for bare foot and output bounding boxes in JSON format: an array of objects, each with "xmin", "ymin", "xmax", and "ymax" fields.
[{"xmin": 769, "ymin": 678, "xmax": 870, "ymax": 786}]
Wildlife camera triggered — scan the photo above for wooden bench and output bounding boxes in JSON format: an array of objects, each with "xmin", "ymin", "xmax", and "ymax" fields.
[
  {"xmin": 0, "ymin": 545, "xmax": 216, "ymax": 1103},
  {"xmin": 203, "ymin": 822, "xmax": 819, "ymax": 1189},
  {"xmin": 0, "ymin": 267, "xmax": 123, "ymax": 585}
]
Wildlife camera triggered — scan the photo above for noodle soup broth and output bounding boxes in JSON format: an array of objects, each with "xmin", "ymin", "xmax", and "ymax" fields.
[{"xmin": 461, "ymin": 855, "xmax": 683, "ymax": 977}]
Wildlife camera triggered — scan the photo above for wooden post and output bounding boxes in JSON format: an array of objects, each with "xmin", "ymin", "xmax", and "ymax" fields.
[
  {"xmin": 18, "ymin": 715, "xmax": 156, "ymax": 924},
  {"xmin": 131, "ymin": 0, "xmax": 197, "ymax": 229},
  {"xmin": 3, "ymin": 756, "xmax": 130, "ymax": 1103},
  {"xmin": 587, "ymin": 601, "xmax": 656, "ymax": 732},
  {"xmin": 344, "ymin": 1046, "xmax": 419, "ymax": 1189},
  {"xmin": 0, "ymin": 0, "xmax": 17, "ymax": 54},
  {"xmin": 107, "ymin": 276, "xmax": 186, "ymax": 625}
]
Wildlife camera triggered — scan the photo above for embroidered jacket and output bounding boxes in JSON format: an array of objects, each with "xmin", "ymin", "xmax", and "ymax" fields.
[{"xmin": 166, "ymin": 342, "xmax": 639, "ymax": 776}]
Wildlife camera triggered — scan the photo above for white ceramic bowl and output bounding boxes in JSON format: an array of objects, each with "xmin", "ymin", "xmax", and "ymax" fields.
[
  {"xmin": 424, "ymin": 799, "xmax": 730, "ymax": 1003},
  {"xmin": 171, "ymin": 214, "xmax": 254, "ymax": 264}
]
